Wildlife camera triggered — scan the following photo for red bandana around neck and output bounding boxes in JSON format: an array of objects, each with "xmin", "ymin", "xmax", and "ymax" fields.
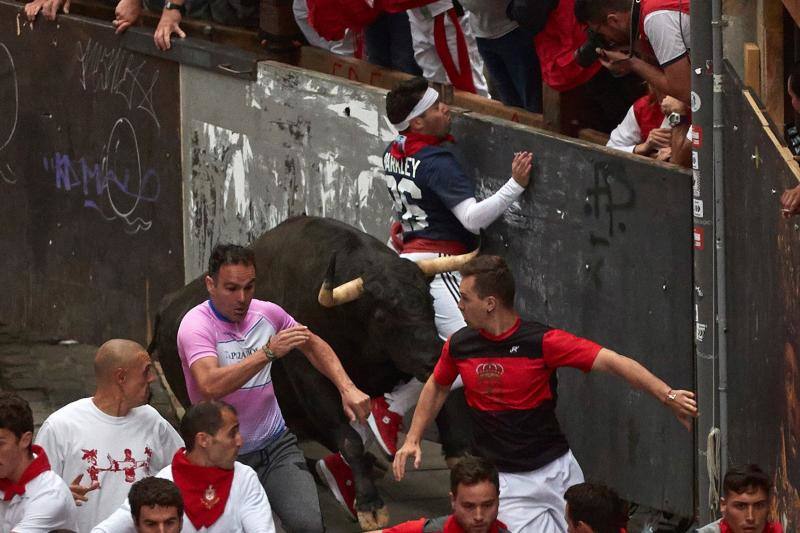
[
  {"xmin": 719, "ymin": 519, "xmax": 783, "ymax": 533},
  {"xmin": 442, "ymin": 515, "xmax": 508, "ymax": 533},
  {"xmin": 389, "ymin": 131, "xmax": 455, "ymax": 159},
  {"xmin": 0, "ymin": 444, "xmax": 51, "ymax": 501},
  {"xmin": 170, "ymin": 448, "xmax": 234, "ymax": 529}
]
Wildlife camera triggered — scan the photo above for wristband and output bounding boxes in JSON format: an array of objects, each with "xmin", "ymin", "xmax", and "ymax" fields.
[
  {"xmin": 262, "ymin": 339, "xmax": 277, "ymax": 363},
  {"xmin": 164, "ymin": 1, "xmax": 186, "ymax": 15},
  {"xmin": 665, "ymin": 389, "xmax": 678, "ymax": 402}
]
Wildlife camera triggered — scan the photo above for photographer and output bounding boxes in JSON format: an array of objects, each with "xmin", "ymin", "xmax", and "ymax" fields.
[{"xmin": 574, "ymin": 0, "xmax": 691, "ymax": 106}]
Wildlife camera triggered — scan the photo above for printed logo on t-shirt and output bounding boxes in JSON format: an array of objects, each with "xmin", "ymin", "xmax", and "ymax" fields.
[
  {"xmin": 217, "ymin": 317, "xmax": 274, "ymax": 390},
  {"xmin": 476, "ymin": 362, "xmax": 504, "ymax": 400},
  {"xmin": 82, "ymin": 447, "xmax": 153, "ymax": 483}
]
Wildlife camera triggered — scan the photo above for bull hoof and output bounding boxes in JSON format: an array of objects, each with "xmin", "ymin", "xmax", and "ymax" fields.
[{"xmin": 357, "ymin": 505, "xmax": 390, "ymax": 531}]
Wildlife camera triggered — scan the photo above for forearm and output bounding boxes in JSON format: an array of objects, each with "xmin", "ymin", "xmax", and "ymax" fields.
[
  {"xmin": 405, "ymin": 376, "xmax": 451, "ymax": 443},
  {"xmin": 598, "ymin": 348, "xmax": 671, "ymax": 403},
  {"xmin": 195, "ymin": 353, "xmax": 268, "ymax": 399},
  {"xmin": 451, "ymin": 178, "xmax": 525, "ymax": 233},
  {"xmin": 301, "ymin": 334, "xmax": 357, "ymax": 393}
]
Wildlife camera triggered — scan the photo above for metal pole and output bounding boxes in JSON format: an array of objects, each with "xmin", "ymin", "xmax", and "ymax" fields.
[
  {"xmin": 690, "ymin": 0, "xmax": 720, "ymax": 525},
  {"xmin": 711, "ymin": 0, "xmax": 728, "ymax": 484}
]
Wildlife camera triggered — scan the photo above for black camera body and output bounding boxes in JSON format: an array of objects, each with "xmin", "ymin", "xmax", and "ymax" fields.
[{"xmin": 575, "ymin": 29, "xmax": 610, "ymax": 68}]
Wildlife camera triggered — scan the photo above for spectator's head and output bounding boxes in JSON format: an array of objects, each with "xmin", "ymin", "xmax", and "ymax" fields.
[
  {"xmin": 788, "ymin": 62, "xmax": 800, "ymax": 114},
  {"xmin": 449, "ymin": 455, "xmax": 500, "ymax": 533},
  {"xmin": 574, "ymin": 0, "xmax": 632, "ymax": 46},
  {"xmin": 386, "ymin": 77, "xmax": 451, "ymax": 138},
  {"xmin": 205, "ymin": 244, "xmax": 257, "ymax": 323},
  {"xmin": 180, "ymin": 401, "xmax": 241, "ymax": 470},
  {"xmin": 0, "ymin": 392, "xmax": 34, "ymax": 481},
  {"xmin": 564, "ymin": 482, "xmax": 627, "ymax": 533},
  {"xmin": 94, "ymin": 339, "xmax": 156, "ymax": 410},
  {"xmin": 458, "ymin": 255, "xmax": 516, "ymax": 329},
  {"xmin": 720, "ymin": 465, "xmax": 773, "ymax": 533},
  {"xmin": 129, "ymin": 476, "xmax": 184, "ymax": 533}
]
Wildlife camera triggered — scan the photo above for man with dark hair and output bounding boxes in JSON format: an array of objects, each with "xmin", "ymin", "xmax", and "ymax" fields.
[
  {"xmin": 697, "ymin": 465, "xmax": 782, "ymax": 533},
  {"xmin": 369, "ymin": 455, "xmax": 509, "ymax": 533},
  {"xmin": 93, "ymin": 400, "xmax": 275, "ymax": 532},
  {"xmin": 0, "ymin": 392, "xmax": 77, "ymax": 533},
  {"xmin": 573, "ymin": 0, "xmax": 691, "ymax": 107},
  {"xmin": 35, "ymin": 339, "xmax": 183, "ymax": 532},
  {"xmin": 129, "ymin": 477, "xmax": 183, "ymax": 533},
  {"xmin": 362, "ymin": 77, "xmax": 532, "ymax": 457},
  {"xmin": 394, "ymin": 255, "xmax": 697, "ymax": 532},
  {"xmin": 563, "ymin": 482, "xmax": 627, "ymax": 533},
  {"xmin": 177, "ymin": 243, "xmax": 370, "ymax": 532}
]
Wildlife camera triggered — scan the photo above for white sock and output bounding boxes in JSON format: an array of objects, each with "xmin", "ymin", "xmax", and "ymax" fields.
[{"xmin": 384, "ymin": 378, "xmax": 425, "ymax": 416}]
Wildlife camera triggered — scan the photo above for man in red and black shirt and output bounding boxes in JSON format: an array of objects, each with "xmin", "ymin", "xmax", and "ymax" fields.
[
  {"xmin": 373, "ymin": 455, "xmax": 509, "ymax": 533},
  {"xmin": 393, "ymin": 255, "xmax": 697, "ymax": 533}
]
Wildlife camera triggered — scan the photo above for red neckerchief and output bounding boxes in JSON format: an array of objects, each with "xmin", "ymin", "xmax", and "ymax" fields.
[
  {"xmin": 442, "ymin": 515, "xmax": 509, "ymax": 533},
  {"xmin": 719, "ymin": 520, "xmax": 783, "ymax": 533},
  {"xmin": 389, "ymin": 131, "xmax": 455, "ymax": 159},
  {"xmin": 0, "ymin": 445, "xmax": 51, "ymax": 501},
  {"xmin": 170, "ymin": 448, "xmax": 234, "ymax": 529}
]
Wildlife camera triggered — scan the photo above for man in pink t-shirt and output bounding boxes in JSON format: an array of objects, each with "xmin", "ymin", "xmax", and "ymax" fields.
[{"xmin": 177, "ymin": 243, "xmax": 371, "ymax": 532}]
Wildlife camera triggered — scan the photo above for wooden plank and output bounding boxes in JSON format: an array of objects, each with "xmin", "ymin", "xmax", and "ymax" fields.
[
  {"xmin": 757, "ymin": 0, "xmax": 785, "ymax": 129},
  {"xmin": 782, "ymin": 0, "xmax": 800, "ymax": 27},
  {"xmin": 743, "ymin": 42, "xmax": 761, "ymax": 96},
  {"xmin": 744, "ymin": 89, "xmax": 800, "ymax": 181},
  {"xmin": 577, "ymin": 128, "xmax": 610, "ymax": 145}
]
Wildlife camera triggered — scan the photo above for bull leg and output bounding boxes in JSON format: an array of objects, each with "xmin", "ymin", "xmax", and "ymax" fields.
[{"xmin": 278, "ymin": 356, "xmax": 389, "ymax": 531}]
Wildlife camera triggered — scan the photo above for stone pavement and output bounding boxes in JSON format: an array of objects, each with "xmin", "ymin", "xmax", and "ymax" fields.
[{"xmin": 0, "ymin": 324, "xmax": 451, "ymax": 532}]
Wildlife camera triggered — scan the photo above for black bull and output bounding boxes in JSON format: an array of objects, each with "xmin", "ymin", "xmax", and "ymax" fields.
[{"xmin": 149, "ymin": 216, "xmax": 471, "ymax": 527}]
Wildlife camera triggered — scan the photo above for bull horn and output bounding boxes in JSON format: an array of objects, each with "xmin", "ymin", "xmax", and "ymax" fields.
[
  {"xmin": 415, "ymin": 246, "xmax": 480, "ymax": 276},
  {"xmin": 318, "ymin": 252, "xmax": 365, "ymax": 307}
]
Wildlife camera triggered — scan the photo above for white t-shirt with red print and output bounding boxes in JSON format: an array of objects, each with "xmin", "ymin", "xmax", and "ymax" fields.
[{"xmin": 35, "ymin": 398, "xmax": 183, "ymax": 532}]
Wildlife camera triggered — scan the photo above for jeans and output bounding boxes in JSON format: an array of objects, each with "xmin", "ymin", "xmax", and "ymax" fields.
[
  {"xmin": 476, "ymin": 26, "xmax": 542, "ymax": 112},
  {"xmin": 237, "ymin": 429, "xmax": 324, "ymax": 532},
  {"xmin": 364, "ymin": 12, "xmax": 422, "ymax": 75}
]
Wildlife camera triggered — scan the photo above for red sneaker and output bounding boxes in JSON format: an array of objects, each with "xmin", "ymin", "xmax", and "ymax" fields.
[
  {"xmin": 367, "ymin": 396, "xmax": 402, "ymax": 457},
  {"xmin": 316, "ymin": 453, "xmax": 356, "ymax": 520}
]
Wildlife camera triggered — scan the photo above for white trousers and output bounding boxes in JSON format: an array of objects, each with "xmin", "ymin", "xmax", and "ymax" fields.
[
  {"xmin": 498, "ymin": 450, "xmax": 585, "ymax": 533},
  {"xmin": 407, "ymin": 0, "xmax": 488, "ymax": 96}
]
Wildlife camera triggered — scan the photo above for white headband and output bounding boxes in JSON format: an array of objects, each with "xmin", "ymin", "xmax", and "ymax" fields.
[{"xmin": 391, "ymin": 87, "xmax": 440, "ymax": 132}]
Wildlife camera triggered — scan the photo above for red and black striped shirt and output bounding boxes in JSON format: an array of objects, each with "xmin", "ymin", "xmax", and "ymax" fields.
[{"xmin": 433, "ymin": 318, "xmax": 601, "ymax": 472}]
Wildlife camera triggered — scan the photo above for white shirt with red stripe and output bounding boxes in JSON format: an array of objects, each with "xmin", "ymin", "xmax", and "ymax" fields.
[
  {"xmin": 639, "ymin": 0, "xmax": 691, "ymax": 66},
  {"xmin": 91, "ymin": 462, "xmax": 275, "ymax": 533},
  {"xmin": 0, "ymin": 468, "xmax": 77, "ymax": 533}
]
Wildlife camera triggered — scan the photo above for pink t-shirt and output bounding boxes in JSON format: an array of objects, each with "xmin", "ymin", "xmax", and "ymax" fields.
[{"xmin": 177, "ymin": 299, "xmax": 296, "ymax": 454}]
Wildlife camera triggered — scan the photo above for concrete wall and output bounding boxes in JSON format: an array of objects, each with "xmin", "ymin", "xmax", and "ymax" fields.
[
  {"xmin": 0, "ymin": 2, "xmax": 184, "ymax": 345},
  {"xmin": 179, "ymin": 60, "xmax": 695, "ymax": 515}
]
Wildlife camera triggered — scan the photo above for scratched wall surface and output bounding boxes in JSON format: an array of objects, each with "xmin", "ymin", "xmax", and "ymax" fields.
[
  {"xmin": 181, "ymin": 63, "xmax": 393, "ymax": 280},
  {"xmin": 0, "ymin": 4, "xmax": 183, "ymax": 344},
  {"xmin": 723, "ymin": 67, "xmax": 800, "ymax": 530},
  {"xmin": 180, "ymin": 62, "xmax": 694, "ymax": 514}
]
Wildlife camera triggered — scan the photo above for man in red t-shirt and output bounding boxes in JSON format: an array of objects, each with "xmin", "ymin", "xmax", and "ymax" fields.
[
  {"xmin": 371, "ymin": 455, "xmax": 509, "ymax": 533},
  {"xmin": 393, "ymin": 255, "xmax": 697, "ymax": 532}
]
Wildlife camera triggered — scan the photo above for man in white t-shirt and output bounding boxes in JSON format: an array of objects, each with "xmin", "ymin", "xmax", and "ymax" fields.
[
  {"xmin": 574, "ymin": 0, "xmax": 691, "ymax": 106},
  {"xmin": 0, "ymin": 392, "xmax": 77, "ymax": 533},
  {"xmin": 35, "ymin": 339, "xmax": 184, "ymax": 532},
  {"xmin": 92, "ymin": 400, "xmax": 275, "ymax": 533}
]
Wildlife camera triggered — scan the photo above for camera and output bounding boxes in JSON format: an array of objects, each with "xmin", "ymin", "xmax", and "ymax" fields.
[{"xmin": 575, "ymin": 29, "xmax": 610, "ymax": 68}]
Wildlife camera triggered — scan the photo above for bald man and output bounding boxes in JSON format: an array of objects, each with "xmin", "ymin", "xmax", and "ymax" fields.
[{"xmin": 35, "ymin": 339, "xmax": 184, "ymax": 532}]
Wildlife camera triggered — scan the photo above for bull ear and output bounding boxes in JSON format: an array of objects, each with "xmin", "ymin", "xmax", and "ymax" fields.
[{"xmin": 318, "ymin": 253, "xmax": 365, "ymax": 307}]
